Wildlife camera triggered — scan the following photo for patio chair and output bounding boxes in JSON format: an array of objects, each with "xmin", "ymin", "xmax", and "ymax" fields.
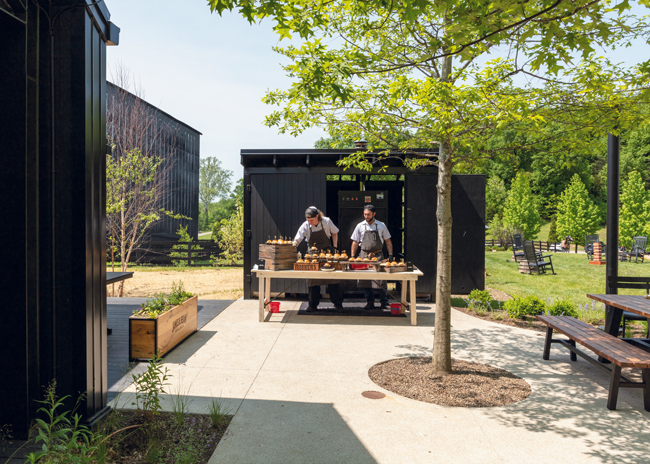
[
  {"xmin": 627, "ymin": 236, "xmax": 647, "ymax": 264},
  {"xmin": 522, "ymin": 240, "xmax": 555, "ymax": 275},
  {"xmin": 584, "ymin": 234, "xmax": 599, "ymax": 260},
  {"xmin": 512, "ymin": 233, "xmax": 525, "ymax": 262}
]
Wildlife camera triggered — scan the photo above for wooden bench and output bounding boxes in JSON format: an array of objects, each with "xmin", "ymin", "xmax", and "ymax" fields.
[{"xmin": 536, "ymin": 315, "xmax": 650, "ymax": 410}]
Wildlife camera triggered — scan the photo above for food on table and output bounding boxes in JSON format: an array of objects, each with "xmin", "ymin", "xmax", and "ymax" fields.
[
  {"xmin": 271, "ymin": 240, "xmax": 278, "ymax": 244},
  {"xmin": 362, "ymin": 257, "xmax": 370, "ymax": 262},
  {"xmin": 325, "ymin": 252, "xmax": 332, "ymax": 259},
  {"xmin": 321, "ymin": 263, "xmax": 333, "ymax": 270},
  {"xmin": 391, "ymin": 261, "xmax": 399, "ymax": 267},
  {"xmin": 311, "ymin": 259, "xmax": 318, "ymax": 263},
  {"xmin": 319, "ymin": 251, "xmax": 326, "ymax": 258},
  {"xmin": 266, "ymin": 237, "xmax": 272, "ymax": 244},
  {"xmin": 333, "ymin": 253, "xmax": 340, "ymax": 259},
  {"xmin": 340, "ymin": 251, "xmax": 348, "ymax": 260},
  {"xmin": 371, "ymin": 257, "xmax": 378, "ymax": 262},
  {"xmin": 304, "ymin": 253, "xmax": 312, "ymax": 259},
  {"xmin": 355, "ymin": 257, "xmax": 363, "ymax": 262},
  {"xmin": 297, "ymin": 258, "xmax": 304, "ymax": 263},
  {"xmin": 277, "ymin": 239, "xmax": 284, "ymax": 245},
  {"xmin": 311, "ymin": 246, "xmax": 318, "ymax": 251}
]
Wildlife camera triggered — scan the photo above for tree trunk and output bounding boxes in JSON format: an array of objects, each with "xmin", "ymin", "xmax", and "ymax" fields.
[
  {"xmin": 432, "ymin": 52, "xmax": 454, "ymax": 375},
  {"xmin": 432, "ymin": 140, "xmax": 453, "ymax": 375}
]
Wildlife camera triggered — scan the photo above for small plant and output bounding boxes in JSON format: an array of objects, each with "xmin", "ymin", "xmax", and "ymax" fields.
[
  {"xmin": 208, "ymin": 397, "xmax": 232, "ymax": 429},
  {"xmin": 25, "ymin": 381, "xmax": 99, "ymax": 464},
  {"xmin": 467, "ymin": 289, "xmax": 492, "ymax": 312},
  {"xmin": 504, "ymin": 295, "xmax": 546, "ymax": 319},
  {"xmin": 132, "ymin": 353, "xmax": 170, "ymax": 415},
  {"xmin": 170, "ymin": 380, "xmax": 193, "ymax": 427},
  {"xmin": 133, "ymin": 282, "xmax": 194, "ymax": 319},
  {"xmin": 169, "ymin": 224, "xmax": 202, "ymax": 268},
  {"xmin": 0, "ymin": 423, "xmax": 13, "ymax": 453},
  {"xmin": 547, "ymin": 299, "xmax": 578, "ymax": 317}
]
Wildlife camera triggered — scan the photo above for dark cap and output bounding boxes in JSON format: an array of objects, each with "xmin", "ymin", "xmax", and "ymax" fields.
[
  {"xmin": 305, "ymin": 206, "xmax": 320, "ymax": 218},
  {"xmin": 363, "ymin": 204, "xmax": 375, "ymax": 212}
]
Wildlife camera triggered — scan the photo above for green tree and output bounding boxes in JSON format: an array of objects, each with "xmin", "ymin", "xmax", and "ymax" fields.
[
  {"xmin": 208, "ymin": 0, "xmax": 650, "ymax": 374},
  {"xmin": 502, "ymin": 173, "xmax": 542, "ymax": 240},
  {"xmin": 556, "ymin": 174, "xmax": 601, "ymax": 247},
  {"xmin": 215, "ymin": 205, "xmax": 244, "ymax": 265},
  {"xmin": 169, "ymin": 225, "xmax": 203, "ymax": 268},
  {"xmin": 619, "ymin": 171, "xmax": 650, "ymax": 248},
  {"xmin": 485, "ymin": 176, "xmax": 507, "ymax": 223},
  {"xmin": 199, "ymin": 157, "xmax": 233, "ymax": 230}
]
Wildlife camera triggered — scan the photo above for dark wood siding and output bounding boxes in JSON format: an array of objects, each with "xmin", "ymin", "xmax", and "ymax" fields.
[{"xmin": 246, "ymin": 173, "xmax": 326, "ymax": 297}]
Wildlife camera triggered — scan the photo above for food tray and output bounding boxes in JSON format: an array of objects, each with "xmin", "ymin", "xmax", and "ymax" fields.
[
  {"xmin": 294, "ymin": 262, "xmax": 320, "ymax": 271},
  {"xmin": 381, "ymin": 265, "xmax": 408, "ymax": 273}
]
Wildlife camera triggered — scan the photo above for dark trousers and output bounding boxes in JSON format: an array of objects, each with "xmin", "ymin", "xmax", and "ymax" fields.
[
  {"xmin": 364, "ymin": 287, "xmax": 389, "ymax": 305},
  {"xmin": 309, "ymin": 284, "xmax": 343, "ymax": 308}
]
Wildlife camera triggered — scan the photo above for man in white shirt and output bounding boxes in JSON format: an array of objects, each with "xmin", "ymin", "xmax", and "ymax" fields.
[
  {"xmin": 350, "ymin": 204, "xmax": 393, "ymax": 309},
  {"xmin": 293, "ymin": 206, "xmax": 345, "ymax": 312}
]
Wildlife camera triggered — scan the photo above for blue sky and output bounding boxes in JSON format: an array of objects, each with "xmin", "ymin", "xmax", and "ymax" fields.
[
  {"xmin": 105, "ymin": 0, "xmax": 326, "ymax": 184},
  {"xmin": 106, "ymin": 1, "xmax": 649, "ymax": 187}
]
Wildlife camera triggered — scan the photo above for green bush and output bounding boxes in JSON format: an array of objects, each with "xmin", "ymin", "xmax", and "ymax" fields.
[
  {"xmin": 547, "ymin": 299, "xmax": 578, "ymax": 317},
  {"xmin": 468, "ymin": 289, "xmax": 491, "ymax": 306},
  {"xmin": 504, "ymin": 295, "xmax": 546, "ymax": 319}
]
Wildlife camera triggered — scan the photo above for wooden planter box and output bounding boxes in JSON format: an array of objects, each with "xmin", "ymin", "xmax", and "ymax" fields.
[{"xmin": 129, "ymin": 296, "xmax": 198, "ymax": 361}]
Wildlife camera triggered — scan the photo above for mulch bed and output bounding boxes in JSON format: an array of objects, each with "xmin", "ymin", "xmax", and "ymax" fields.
[
  {"xmin": 369, "ymin": 357, "xmax": 531, "ymax": 407},
  {"xmin": 103, "ymin": 411, "xmax": 231, "ymax": 463},
  {"xmin": 452, "ymin": 306, "xmax": 554, "ymax": 332}
]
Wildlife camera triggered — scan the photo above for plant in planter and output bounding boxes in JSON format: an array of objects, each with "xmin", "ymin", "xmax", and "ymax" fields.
[{"xmin": 129, "ymin": 282, "xmax": 198, "ymax": 361}]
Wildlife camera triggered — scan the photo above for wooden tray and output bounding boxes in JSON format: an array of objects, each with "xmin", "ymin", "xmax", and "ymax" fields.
[
  {"xmin": 381, "ymin": 265, "xmax": 408, "ymax": 273},
  {"xmin": 294, "ymin": 262, "xmax": 320, "ymax": 271}
]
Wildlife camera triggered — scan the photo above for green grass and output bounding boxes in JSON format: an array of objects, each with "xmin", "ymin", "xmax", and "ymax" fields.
[
  {"xmin": 198, "ymin": 232, "xmax": 213, "ymax": 240},
  {"xmin": 489, "ymin": 220, "xmax": 607, "ymax": 243},
  {"xmin": 485, "ymin": 251, "xmax": 649, "ymax": 307}
]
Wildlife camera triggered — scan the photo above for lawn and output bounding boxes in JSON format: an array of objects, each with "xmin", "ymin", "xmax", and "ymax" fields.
[
  {"xmin": 489, "ymin": 219, "xmax": 607, "ymax": 244},
  {"xmin": 485, "ymin": 250, "xmax": 649, "ymax": 307}
]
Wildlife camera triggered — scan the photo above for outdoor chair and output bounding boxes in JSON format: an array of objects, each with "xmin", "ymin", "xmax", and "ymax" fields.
[
  {"xmin": 512, "ymin": 233, "xmax": 525, "ymax": 262},
  {"xmin": 522, "ymin": 240, "xmax": 555, "ymax": 275},
  {"xmin": 584, "ymin": 234, "xmax": 600, "ymax": 260},
  {"xmin": 627, "ymin": 236, "xmax": 647, "ymax": 264}
]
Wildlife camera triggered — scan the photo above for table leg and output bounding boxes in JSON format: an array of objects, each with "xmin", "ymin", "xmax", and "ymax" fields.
[
  {"xmin": 258, "ymin": 276, "xmax": 265, "ymax": 322},
  {"xmin": 400, "ymin": 280, "xmax": 407, "ymax": 314},
  {"xmin": 265, "ymin": 277, "xmax": 272, "ymax": 308},
  {"xmin": 409, "ymin": 280, "xmax": 417, "ymax": 326}
]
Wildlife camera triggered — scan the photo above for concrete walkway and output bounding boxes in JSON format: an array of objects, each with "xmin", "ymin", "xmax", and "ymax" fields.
[{"xmin": 114, "ymin": 300, "xmax": 650, "ymax": 464}]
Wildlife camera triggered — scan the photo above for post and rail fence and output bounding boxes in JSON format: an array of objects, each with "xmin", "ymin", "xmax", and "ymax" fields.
[
  {"xmin": 109, "ymin": 240, "xmax": 238, "ymax": 266},
  {"xmin": 484, "ymin": 239, "xmax": 583, "ymax": 253}
]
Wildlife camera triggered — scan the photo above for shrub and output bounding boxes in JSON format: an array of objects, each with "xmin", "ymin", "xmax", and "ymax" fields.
[
  {"xmin": 133, "ymin": 282, "xmax": 194, "ymax": 319},
  {"xmin": 468, "ymin": 289, "xmax": 491, "ymax": 310},
  {"xmin": 504, "ymin": 295, "xmax": 546, "ymax": 319},
  {"xmin": 547, "ymin": 299, "xmax": 578, "ymax": 317},
  {"xmin": 131, "ymin": 353, "xmax": 170, "ymax": 415}
]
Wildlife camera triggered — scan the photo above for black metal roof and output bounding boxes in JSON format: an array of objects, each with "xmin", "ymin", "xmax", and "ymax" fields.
[{"xmin": 240, "ymin": 148, "xmax": 439, "ymax": 169}]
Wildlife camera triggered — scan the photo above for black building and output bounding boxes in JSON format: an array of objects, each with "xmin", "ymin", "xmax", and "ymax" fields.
[
  {"xmin": 1, "ymin": 0, "xmax": 119, "ymax": 439},
  {"xmin": 241, "ymin": 149, "xmax": 486, "ymax": 300},
  {"xmin": 106, "ymin": 82, "xmax": 201, "ymax": 240}
]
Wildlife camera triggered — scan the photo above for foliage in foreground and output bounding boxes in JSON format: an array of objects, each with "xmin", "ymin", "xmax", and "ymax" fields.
[{"xmin": 213, "ymin": 204, "xmax": 244, "ymax": 265}]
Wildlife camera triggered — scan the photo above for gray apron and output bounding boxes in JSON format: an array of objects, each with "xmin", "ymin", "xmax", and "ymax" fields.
[
  {"xmin": 359, "ymin": 222, "xmax": 385, "ymax": 289},
  {"xmin": 307, "ymin": 225, "xmax": 337, "ymax": 287}
]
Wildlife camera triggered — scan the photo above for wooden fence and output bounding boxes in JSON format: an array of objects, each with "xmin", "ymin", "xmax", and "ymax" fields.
[
  {"xmin": 116, "ymin": 241, "xmax": 233, "ymax": 266},
  {"xmin": 485, "ymin": 239, "xmax": 582, "ymax": 253}
]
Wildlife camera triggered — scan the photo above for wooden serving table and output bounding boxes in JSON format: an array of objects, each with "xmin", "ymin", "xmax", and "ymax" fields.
[{"xmin": 252, "ymin": 268, "xmax": 424, "ymax": 325}]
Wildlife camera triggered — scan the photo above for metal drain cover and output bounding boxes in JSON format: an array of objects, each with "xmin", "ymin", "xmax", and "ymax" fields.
[{"xmin": 362, "ymin": 391, "xmax": 386, "ymax": 399}]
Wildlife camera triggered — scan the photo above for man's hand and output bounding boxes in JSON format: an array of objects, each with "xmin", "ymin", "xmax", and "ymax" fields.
[{"xmin": 292, "ymin": 240, "xmax": 298, "ymax": 247}]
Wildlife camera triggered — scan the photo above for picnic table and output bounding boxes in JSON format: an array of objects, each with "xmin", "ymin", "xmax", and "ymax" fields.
[
  {"xmin": 587, "ymin": 294, "xmax": 650, "ymax": 350},
  {"xmin": 252, "ymin": 268, "xmax": 424, "ymax": 325}
]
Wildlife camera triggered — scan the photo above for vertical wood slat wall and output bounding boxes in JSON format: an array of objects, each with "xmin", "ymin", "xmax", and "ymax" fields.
[{"xmin": 248, "ymin": 173, "xmax": 327, "ymax": 296}]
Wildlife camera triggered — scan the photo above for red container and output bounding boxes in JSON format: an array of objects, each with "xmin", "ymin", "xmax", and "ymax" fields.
[
  {"xmin": 350, "ymin": 263, "xmax": 370, "ymax": 270},
  {"xmin": 390, "ymin": 303, "xmax": 402, "ymax": 315},
  {"xmin": 269, "ymin": 302, "xmax": 280, "ymax": 313}
]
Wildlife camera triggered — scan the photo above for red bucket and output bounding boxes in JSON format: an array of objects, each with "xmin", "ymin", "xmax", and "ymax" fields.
[
  {"xmin": 269, "ymin": 302, "xmax": 280, "ymax": 313},
  {"xmin": 390, "ymin": 303, "xmax": 402, "ymax": 315}
]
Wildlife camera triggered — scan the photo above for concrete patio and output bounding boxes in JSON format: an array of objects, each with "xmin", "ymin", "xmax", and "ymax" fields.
[{"xmin": 113, "ymin": 299, "xmax": 650, "ymax": 464}]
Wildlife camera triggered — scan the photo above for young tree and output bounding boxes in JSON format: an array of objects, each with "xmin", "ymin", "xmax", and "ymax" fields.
[
  {"xmin": 209, "ymin": 0, "xmax": 650, "ymax": 374},
  {"xmin": 556, "ymin": 174, "xmax": 601, "ymax": 247},
  {"xmin": 502, "ymin": 173, "xmax": 542, "ymax": 241},
  {"xmin": 485, "ymin": 176, "xmax": 507, "ymax": 224},
  {"xmin": 547, "ymin": 217, "xmax": 560, "ymax": 244},
  {"xmin": 619, "ymin": 171, "xmax": 650, "ymax": 248},
  {"xmin": 106, "ymin": 66, "xmax": 185, "ymax": 296},
  {"xmin": 199, "ymin": 157, "xmax": 233, "ymax": 230},
  {"xmin": 215, "ymin": 205, "xmax": 244, "ymax": 265}
]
